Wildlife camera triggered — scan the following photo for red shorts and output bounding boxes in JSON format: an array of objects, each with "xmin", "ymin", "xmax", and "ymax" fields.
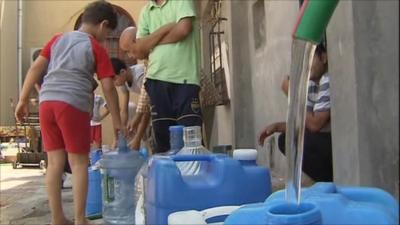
[
  {"xmin": 90, "ymin": 124, "xmax": 102, "ymax": 146},
  {"xmin": 40, "ymin": 101, "xmax": 90, "ymax": 154}
]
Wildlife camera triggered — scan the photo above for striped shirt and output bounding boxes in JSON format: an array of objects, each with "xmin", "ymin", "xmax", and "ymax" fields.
[{"xmin": 307, "ymin": 73, "xmax": 331, "ymax": 132}]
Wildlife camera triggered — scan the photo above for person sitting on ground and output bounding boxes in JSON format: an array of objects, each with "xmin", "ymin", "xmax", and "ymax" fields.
[
  {"xmin": 258, "ymin": 44, "xmax": 333, "ymax": 182},
  {"xmin": 15, "ymin": 1, "xmax": 122, "ymax": 225}
]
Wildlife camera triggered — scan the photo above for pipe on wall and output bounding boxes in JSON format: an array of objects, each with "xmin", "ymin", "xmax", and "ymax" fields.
[{"xmin": 17, "ymin": 0, "xmax": 22, "ymax": 93}]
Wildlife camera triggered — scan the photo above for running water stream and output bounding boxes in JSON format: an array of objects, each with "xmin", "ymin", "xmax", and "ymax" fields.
[
  {"xmin": 284, "ymin": 0, "xmax": 338, "ymax": 204},
  {"xmin": 285, "ymin": 39, "xmax": 316, "ymax": 204}
]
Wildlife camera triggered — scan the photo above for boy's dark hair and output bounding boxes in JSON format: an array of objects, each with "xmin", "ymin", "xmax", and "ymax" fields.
[
  {"xmin": 315, "ymin": 43, "xmax": 327, "ymax": 58},
  {"xmin": 82, "ymin": 1, "xmax": 118, "ymax": 30},
  {"xmin": 111, "ymin": 57, "xmax": 127, "ymax": 75}
]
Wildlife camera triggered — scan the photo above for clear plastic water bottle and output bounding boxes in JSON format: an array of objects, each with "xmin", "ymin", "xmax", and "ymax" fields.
[
  {"xmin": 176, "ymin": 126, "xmax": 210, "ymax": 175},
  {"xmin": 100, "ymin": 133, "xmax": 144, "ymax": 225}
]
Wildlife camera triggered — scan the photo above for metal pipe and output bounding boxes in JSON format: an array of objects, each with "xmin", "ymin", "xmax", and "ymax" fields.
[{"xmin": 17, "ymin": 0, "xmax": 23, "ymax": 93}]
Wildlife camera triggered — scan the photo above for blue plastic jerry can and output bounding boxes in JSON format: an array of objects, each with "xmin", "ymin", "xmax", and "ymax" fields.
[
  {"xmin": 224, "ymin": 182, "xmax": 399, "ymax": 225},
  {"xmin": 145, "ymin": 153, "xmax": 272, "ymax": 225},
  {"xmin": 86, "ymin": 167, "xmax": 102, "ymax": 217}
]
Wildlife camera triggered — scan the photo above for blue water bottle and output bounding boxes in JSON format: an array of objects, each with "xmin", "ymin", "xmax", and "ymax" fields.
[{"xmin": 169, "ymin": 125, "xmax": 184, "ymax": 154}]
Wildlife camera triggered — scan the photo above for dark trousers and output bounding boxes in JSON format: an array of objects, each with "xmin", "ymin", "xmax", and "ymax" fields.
[
  {"xmin": 278, "ymin": 130, "xmax": 333, "ymax": 182},
  {"xmin": 145, "ymin": 79, "xmax": 202, "ymax": 153}
]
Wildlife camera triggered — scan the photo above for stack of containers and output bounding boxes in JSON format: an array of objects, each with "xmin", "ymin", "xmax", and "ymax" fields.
[{"xmin": 145, "ymin": 126, "xmax": 272, "ymax": 225}]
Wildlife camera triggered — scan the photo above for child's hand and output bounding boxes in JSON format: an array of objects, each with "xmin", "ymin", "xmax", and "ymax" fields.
[
  {"xmin": 128, "ymin": 136, "xmax": 141, "ymax": 151},
  {"xmin": 15, "ymin": 100, "xmax": 29, "ymax": 123}
]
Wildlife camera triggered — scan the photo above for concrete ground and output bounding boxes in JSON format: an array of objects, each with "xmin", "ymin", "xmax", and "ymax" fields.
[
  {"xmin": 0, "ymin": 162, "xmax": 312, "ymax": 225},
  {"xmin": 0, "ymin": 163, "xmax": 102, "ymax": 225}
]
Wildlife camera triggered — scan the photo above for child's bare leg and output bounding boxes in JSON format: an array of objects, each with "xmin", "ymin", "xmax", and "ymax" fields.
[
  {"xmin": 46, "ymin": 149, "xmax": 68, "ymax": 225},
  {"xmin": 68, "ymin": 152, "xmax": 89, "ymax": 225}
]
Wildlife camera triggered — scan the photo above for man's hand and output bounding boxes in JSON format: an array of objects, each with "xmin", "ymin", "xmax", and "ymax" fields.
[
  {"xmin": 15, "ymin": 100, "xmax": 29, "ymax": 123},
  {"xmin": 258, "ymin": 124, "xmax": 277, "ymax": 146},
  {"xmin": 158, "ymin": 17, "xmax": 193, "ymax": 45},
  {"xmin": 258, "ymin": 122, "xmax": 286, "ymax": 146},
  {"xmin": 130, "ymin": 23, "xmax": 176, "ymax": 59},
  {"xmin": 127, "ymin": 113, "xmax": 143, "ymax": 136},
  {"xmin": 281, "ymin": 76, "xmax": 290, "ymax": 96}
]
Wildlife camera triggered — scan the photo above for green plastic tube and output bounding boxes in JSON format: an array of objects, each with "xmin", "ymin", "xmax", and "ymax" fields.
[{"xmin": 293, "ymin": 0, "xmax": 339, "ymax": 43}]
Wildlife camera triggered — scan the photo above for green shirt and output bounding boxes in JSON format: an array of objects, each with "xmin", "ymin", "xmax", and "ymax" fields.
[{"xmin": 137, "ymin": 0, "xmax": 200, "ymax": 85}]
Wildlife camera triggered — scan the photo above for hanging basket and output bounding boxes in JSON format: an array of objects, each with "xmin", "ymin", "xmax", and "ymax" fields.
[{"xmin": 200, "ymin": 68, "xmax": 230, "ymax": 108}]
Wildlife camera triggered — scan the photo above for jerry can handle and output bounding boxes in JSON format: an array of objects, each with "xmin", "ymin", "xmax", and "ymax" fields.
[{"xmin": 171, "ymin": 154, "xmax": 213, "ymax": 162}]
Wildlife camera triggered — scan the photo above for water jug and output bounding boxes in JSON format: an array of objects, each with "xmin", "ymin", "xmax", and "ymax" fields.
[
  {"xmin": 145, "ymin": 153, "xmax": 272, "ymax": 225},
  {"xmin": 169, "ymin": 125, "xmax": 184, "ymax": 154},
  {"xmin": 224, "ymin": 182, "xmax": 399, "ymax": 225},
  {"xmin": 85, "ymin": 149, "xmax": 102, "ymax": 218},
  {"xmin": 135, "ymin": 126, "xmax": 184, "ymax": 224},
  {"xmin": 100, "ymin": 134, "xmax": 144, "ymax": 225}
]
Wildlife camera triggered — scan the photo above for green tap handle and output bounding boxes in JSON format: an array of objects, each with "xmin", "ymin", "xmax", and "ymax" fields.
[{"xmin": 293, "ymin": 0, "xmax": 339, "ymax": 43}]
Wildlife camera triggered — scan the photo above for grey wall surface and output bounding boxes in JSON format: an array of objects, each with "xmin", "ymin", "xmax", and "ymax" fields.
[
  {"xmin": 231, "ymin": 0, "xmax": 299, "ymax": 176},
  {"xmin": 198, "ymin": 0, "xmax": 233, "ymax": 149},
  {"xmin": 201, "ymin": 0, "xmax": 399, "ymax": 198},
  {"xmin": 0, "ymin": 0, "xmax": 19, "ymax": 126},
  {"xmin": 228, "ymin": 0, "xmax": 256, "ymax": 149},
  {"xmin": 327, "ymin": 0, "xmax": 399, "ymax": 198}
]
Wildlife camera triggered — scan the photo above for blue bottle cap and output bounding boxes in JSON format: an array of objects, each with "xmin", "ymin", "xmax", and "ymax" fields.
[
  {"xmin": 139, "ymin": 147, "xmax": 149, "ymax": 159},
  {"xmin": 169, "ymin": 125, "xmax": 184, "ymax": 133}
]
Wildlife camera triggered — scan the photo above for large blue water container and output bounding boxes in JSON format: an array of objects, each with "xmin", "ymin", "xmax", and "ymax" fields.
[
  {"xmin": 86, "ymin": 168, "xmax": 102, "ymax": 217},
  {"xmin": 100, "ymin": 149, "xmax": 144, "ymax": 225},
  {"xmin": 86, "ymin": 149, "xmax": 103, "ymax": 218},
  {"xmin": 145, "ymin": 153, "xmax": 272, "ymax": 225},
  {"xmin": 224, "ymin": 182, "xmax": 399, "ymax": 225}
]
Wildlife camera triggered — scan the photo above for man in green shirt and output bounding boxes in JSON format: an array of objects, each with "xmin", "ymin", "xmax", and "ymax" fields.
[{"xmin": 120, "ymin": 0, "xmax": 201, "ymax": 153}]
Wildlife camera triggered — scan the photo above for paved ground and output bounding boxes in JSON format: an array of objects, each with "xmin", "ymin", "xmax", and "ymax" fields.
[
  {"xmin": 0, "ymin": 162, "xmax": 312, "ymax": 225},
  {"xmin": 0, "ymin": 163, "xmax": 102, "ymax": 225}
]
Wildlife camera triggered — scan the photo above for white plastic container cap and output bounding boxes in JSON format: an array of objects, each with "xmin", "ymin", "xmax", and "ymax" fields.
[{"xmin": 233, "ymin": 149, "xmax": 258, "ymax": 161}]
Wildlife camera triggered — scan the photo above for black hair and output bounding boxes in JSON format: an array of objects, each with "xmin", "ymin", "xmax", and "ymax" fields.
[
  {"xmin": 315, "ymin": 43, "xmax": 327, "ymax": 58},
  {"xmin": 111, "ymin": 57, "xmax": 127, "ymax": 75},
  {"xmin": 82, "ymin": 0, "xmax": 117, "ymax": 30}
]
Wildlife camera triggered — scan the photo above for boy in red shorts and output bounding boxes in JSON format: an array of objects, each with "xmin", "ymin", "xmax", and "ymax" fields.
[{"xmin": 15, "ymin": 1, "xmax": 121, "ymax": 225}]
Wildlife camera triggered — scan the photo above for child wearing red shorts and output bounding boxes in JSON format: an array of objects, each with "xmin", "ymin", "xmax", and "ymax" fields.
[{"xmin": 15, "ymin": 1, "xmax": 122, "ymax": 225}]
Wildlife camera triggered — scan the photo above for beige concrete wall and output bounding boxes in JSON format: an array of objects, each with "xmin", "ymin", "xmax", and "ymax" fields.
[
  {"xmin": 1, "ymin": 0, "xmax": 147, "ymax": 146},
  {"xmin": 0, "ymin": 0, "xmax": 18, "ymax": 126}
]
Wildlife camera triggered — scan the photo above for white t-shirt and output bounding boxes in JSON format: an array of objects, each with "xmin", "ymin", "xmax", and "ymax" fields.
[
  {"xmin": 118, "ymin": 64, "xmax": 145, "ymax": 94},
  {"xmin": 91, "ymin": 94, "xmax": 106, "ymax": 126}
]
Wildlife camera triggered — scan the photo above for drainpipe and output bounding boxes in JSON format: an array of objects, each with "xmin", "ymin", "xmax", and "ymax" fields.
[{"xmin": 17, "ymin": 0, "xmax": 23, "ymax": 93}]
